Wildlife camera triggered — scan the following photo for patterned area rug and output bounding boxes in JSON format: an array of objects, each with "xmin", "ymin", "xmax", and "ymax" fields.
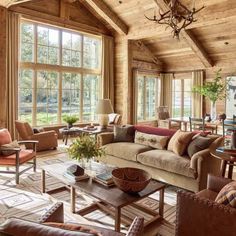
[{"xmin": 0, "ymin": 149, "xmax": 176, "ymax": 235}]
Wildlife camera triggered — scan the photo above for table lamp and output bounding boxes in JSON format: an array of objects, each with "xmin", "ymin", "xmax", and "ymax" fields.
[{"xmin": 95, "ymin": 99, "xmax": 114, "ymax": 129}]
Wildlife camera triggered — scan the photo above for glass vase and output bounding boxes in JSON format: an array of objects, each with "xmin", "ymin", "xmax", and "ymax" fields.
[{"xmin": 210, "ymin": 101, "xmax": 217, "ymax": 121}]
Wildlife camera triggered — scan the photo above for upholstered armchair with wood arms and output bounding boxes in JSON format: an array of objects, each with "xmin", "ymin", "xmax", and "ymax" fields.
[
  {"xmin": 176, "ymin": 174, "xmax": 236, "ymax": 236},
  {"xmin": 15, "ymin": 120, "xmax": 58, "ymax": 152},
  {"xmin": 0, "ymin": 128, "xmax": 37, "ymax": 184},
  {"xmin": 0, "ymin": 202, "xmax": 144, "ymax": 236}
]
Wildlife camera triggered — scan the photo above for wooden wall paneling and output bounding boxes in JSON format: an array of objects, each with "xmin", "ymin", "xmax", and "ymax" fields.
[
  {"xmin": 9, "ymin": 0, "xmax": 111, "ymax": 35},
  {"xmin": 0, "ymin": 6, "xmax": 7, "ymax": 128}
]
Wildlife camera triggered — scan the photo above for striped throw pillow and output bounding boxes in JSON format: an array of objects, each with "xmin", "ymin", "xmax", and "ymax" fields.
[{"xmin": 215, "ymin": 181, "xmax": 236, "ymax": 208}]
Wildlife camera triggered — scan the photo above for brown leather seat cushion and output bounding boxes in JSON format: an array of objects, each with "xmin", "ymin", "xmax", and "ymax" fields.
[{"xmin": 0, "ymin": 150, "xmax": 35, "ymax": 166}]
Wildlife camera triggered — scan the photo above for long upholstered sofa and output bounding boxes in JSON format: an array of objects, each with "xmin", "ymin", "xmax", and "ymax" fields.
[{"xmin": 97, "ymin": 126, "xmax": 223, "ymax": 192}]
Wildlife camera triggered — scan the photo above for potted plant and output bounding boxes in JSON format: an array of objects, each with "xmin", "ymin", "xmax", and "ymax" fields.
[
  {"xmin": 67, "ymin": 135, "xmax": 105, "ymax": 168},
  {"xmin": 63, "ymin": 115, "xmax": 79, "ymax": 129},
  {"xmin": 193, "ymin": 69, "xmax": 230, "ymax": 120}
]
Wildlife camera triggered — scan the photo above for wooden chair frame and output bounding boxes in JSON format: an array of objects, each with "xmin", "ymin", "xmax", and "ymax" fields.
[{"xmin": 0, "ymin": 140, "xmax": 38, "ymax": 184}]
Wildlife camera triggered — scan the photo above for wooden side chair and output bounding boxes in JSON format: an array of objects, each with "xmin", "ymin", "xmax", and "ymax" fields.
[
  {"xmin": 222, "ymin": 116, "xmax": 236, "ymax": 144},
  {"xmin": 157, "ymin": 106, "xmax": 181, "ymax": 129},
  {"xmin": 0, "ymin": 128, "xmax": 37, "ymax": 184},
  {"xmin": 189, "ymin": 117, "xmax": 217, "ymax": 134}
]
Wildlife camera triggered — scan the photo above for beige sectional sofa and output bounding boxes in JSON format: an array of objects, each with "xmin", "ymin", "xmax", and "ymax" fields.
[{"xmin": 97, "ymin": 126, "xmax": 223, "ymax": 192}]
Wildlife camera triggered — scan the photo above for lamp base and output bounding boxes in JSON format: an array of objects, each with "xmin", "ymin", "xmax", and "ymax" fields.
[{"xmin": 98, "ymin": 114, "xmax": 109, "ymax": 129}]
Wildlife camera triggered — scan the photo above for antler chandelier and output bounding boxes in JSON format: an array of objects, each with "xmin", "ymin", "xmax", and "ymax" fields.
[{"xmin": 145, "ymin": 0, "xmax": 204, "ymax": 38}]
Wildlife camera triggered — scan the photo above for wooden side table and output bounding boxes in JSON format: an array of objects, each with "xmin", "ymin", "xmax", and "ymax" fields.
[{"xmin": 211, "ymin": 147, "xmax": 236, "ymax": 179}]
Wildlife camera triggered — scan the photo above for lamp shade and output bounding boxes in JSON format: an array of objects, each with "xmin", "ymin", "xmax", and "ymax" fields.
[{"xmin": 95, "ymin": 99, "xmax": 114, "ymax": 114}]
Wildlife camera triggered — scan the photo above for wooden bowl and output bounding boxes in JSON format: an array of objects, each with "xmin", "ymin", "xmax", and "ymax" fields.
[{"xmin": 112, "ymin": 167, "xmax": 151, "ymax": 194}]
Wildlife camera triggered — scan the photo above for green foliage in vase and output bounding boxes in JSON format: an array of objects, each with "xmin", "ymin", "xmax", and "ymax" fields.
[
  {"xmin": 192, "ymin": 69, "xmax": 230, "ymax": 104},
  {"xmin": 63, "ymin": 115, "xmax": 79, "ymax": 125},
  {"xmin": 67, "ymin": 135, "xmax": 105, "ymax": 161}
]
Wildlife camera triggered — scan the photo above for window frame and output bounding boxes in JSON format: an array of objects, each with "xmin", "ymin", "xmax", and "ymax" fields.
[
  {"xmin": 134, "ymin": 70, "xmax": 161, "ymax": 123},
  {"xmin": 19, "ymin": 19, "xmax": 102, "ymax": 126},
  {"xmin": 172, "ymin": 78, "xmax": 192, "ymax": 118}
]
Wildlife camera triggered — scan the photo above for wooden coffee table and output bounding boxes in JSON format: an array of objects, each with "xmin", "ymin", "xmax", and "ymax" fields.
[{"xmin": 41, "ymin": 161, "xmax": 165, "ymax": 232}]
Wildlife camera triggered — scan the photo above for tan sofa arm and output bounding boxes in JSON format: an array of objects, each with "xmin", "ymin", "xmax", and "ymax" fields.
[
  {"xmin": 207, "ymin": 174, "xmax": 232, "ymax": 192},
  {"xmin": 97, "ymin": 132, "xmax": 114, "ymax": 147},
  {"xmin": 190, "ymin": 148, "xmax": 210, "ymax": 171},
  {"xmin": 176, "ymin": 191, "xmax": 236, "ymax": 236}
]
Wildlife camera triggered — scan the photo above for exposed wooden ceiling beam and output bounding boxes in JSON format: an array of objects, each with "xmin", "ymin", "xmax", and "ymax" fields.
[
  {"xmin": 181, "ymin": 30, "xmax": 213, "ymax": 68},
  {"xmin": 80, "ymin": 0, "xmax": 128, "ymax": 35},
  {"xmin": 153, "ymin": 0, "xmax": 213, "ymax": 68}
]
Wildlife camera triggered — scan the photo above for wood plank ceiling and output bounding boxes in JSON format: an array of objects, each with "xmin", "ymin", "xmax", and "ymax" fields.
[{"xmin": 2, "ymin": 0, "xmax": 236, "ymax": 71}]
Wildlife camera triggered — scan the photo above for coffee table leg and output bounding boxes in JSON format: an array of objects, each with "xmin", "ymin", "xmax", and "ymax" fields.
[
  {"xmin": 115, "ymin": 208, "xmax": 121, "ymax": 232},
  {"xmin": 71, "ymin": 186, "xmax": 76, "ymax": 213},
  {"xmin": 41, "ymin": 169, "xmax": 46, "ymax": 193},
  {"xmin": 159, "ymin": 188, "xmax": 164, "ymax": 217},
  {"xmin": 65, "ymin": 134, "xmax": 69, "ymax": 145}
]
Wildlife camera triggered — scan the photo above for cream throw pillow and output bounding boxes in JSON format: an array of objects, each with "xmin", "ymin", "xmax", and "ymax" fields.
[
  {"xmin": 134, "ymin": 131, "xmax": 169, "ymax": 150},
  {"xmin": 167, "ymin": 130, "xmax": 194, "ymax": 156}
]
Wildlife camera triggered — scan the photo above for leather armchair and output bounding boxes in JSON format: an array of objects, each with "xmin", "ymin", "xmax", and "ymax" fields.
[
  {"xmin": 176, "ymin": 174, "xmax": 236, "ymax": 236},
  {"xmin": 15, "ymin": 121, "xmax": 58, "ymax": 151},
  {"xmin": 1, "ymin": 203, "xmax": 144, "ymax": 236}
]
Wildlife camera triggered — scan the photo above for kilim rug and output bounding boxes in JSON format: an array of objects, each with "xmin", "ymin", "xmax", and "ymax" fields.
[{"xmin": 0, "ymin": 147, "xmax": 176, "ymax": 235}]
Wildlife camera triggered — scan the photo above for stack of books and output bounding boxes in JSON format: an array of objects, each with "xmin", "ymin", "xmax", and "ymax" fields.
[
  {"xmin": 63, "ymin": 171, "xmax": 89, "ymax": 182},
  {"xmin": 93, "ymin": 172, "xmax": 114, "ymax": 187}
]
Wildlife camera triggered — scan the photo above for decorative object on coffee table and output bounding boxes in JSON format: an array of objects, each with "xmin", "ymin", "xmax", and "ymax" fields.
[
  {"xmin": 67, "ymin": 135, "xmax": 105, "ymax": 168},
  {"xmin": 112, "ymin": 167, "xmax": 151, "ymax": 194},
  {"xmin": 63, "ymin": 115, "xmax": 79, "ymax": 129}
]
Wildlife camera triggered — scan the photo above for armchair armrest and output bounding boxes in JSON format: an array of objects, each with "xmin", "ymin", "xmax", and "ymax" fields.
[
  {"xmin": 126, "ymin": 217, "xmax": 144, "ymax": 236},
  {"xmin": 38, "ymin": 202, "xmax": 64, "ymax": 223},
  {"xmin": 176, "ymin": 190, "xmax": 236, "ymax": 236},
  {"xmin": 0, "ymin": 147, "xmax": 21, "ymax": 152},
  {"xmin": 31, "ymin": 130, "xmax": 57, "ymax": 139},
  {"xmin": 207, "ymin": 174, "xmax": 232, "ymax": 192},
  {"xmin": 18, "ymin": 140, "xmax": 38, "ymax": 144},
  {"xmin": 97, "ymin": 132, "xmax": 114, "ymax": 147}
]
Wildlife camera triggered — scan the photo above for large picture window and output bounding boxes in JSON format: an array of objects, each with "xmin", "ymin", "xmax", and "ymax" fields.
[
  {"xmin": 172, "ymin": 78, "xmax": 192, "ymax": 117},
  {"xmin": 19, "ymin": 20, "xmax": 102, "ymax": 126},
  {"xmin": 135, "ymin": 72, "xmax": 161, "ymax": 122}
]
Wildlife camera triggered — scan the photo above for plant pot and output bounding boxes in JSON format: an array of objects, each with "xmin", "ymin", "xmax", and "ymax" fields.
[
  {"xmin": 67, "ymin": 123, "xmax": 73, "ymax": 129},
  {"xmin": 210, "ymin": 101, "xmax": 217, "ymax": 121}
]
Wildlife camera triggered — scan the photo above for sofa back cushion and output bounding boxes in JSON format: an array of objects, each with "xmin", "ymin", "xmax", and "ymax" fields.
[
  {"xmin": 168, "ymin": 130, "xmax": 194, "ymax": 156},
  {"xmin": 134, "ymin": 125, "xmax": 176, "ymax": 137},
  {"xmin": 134, "ymin": 131, "xmax": 169, "ymax": 150},
  {"xmin": 114, "ymin": 125, "xmax": 135, "ymax": 142}
]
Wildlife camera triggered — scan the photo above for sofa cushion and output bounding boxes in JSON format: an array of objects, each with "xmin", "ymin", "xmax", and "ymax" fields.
[
  {"xmin": 137, "ymin": 150, "xmax": 196, "ymax": 178},
  {"xmin": 103, "ymin": 142, "xmax": 152, "ymax": 162},
  {"xmin": 215, "ymin": 181, "xmax": 236, "ymax": 208},
  {"xmin": 134, "ymin": 131, "xmax": 169, "ymax": 150},
  {"xmin": 168, "ymin": 130, "xmax": 194, "ymax": 156},
  {"xmin": 134, "ymin": 125, "xmax": 176, "ymax": 137},
  {"xmin": 187, "ymin": 136, "xmax": 213, "ymax": 158},
  {"xmin": 196, "ymin": 189, "xmax": 218, "ymax": 201},
  {"xmin": 113, "ymin": 125, "xmax": 134, "ymax": 142}
]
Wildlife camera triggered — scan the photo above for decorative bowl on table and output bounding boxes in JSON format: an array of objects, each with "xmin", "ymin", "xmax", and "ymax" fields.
[{"xmin": 112, "ymin": 167, "xmax": 151, "ymax": 194}]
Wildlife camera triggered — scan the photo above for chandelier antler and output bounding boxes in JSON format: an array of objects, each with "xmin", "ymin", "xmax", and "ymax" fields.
[{"xmin": 145, "ymin": 0, "xmax": 204, "ymax": 38}]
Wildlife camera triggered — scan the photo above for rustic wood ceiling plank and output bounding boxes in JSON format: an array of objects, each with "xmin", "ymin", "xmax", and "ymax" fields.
[{"xmin": 80, "ymin": 0, "xmax": 128, "ymax": 35}]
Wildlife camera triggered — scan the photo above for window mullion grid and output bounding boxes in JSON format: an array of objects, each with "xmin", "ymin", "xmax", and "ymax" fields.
[
  {"xmin": 143, "ymin": 77, "xmax": 147, "ymax": 121},
  {"xmin": 58, "ymin": 30, "xmax": 63, "ymax": 124},
  {"xmin": 80, "ymin": 36, "xmax": 84, "ymax": 122},
  {"xmin": 181, "ymin": 79, "xmax": 184, "ymax": 117},
  {"xmin": 32, "ymin": 24, "xmax": 37, "ymax": 126}
]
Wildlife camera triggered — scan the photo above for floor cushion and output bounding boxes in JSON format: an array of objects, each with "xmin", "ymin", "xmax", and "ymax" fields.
[
  {"xmin": 137, "ymin": 150, "xmax": 196, "ymax": 178},
  {"xmin": 103, "ymin": 142, "xmax": 152, "ymax": 162}
]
